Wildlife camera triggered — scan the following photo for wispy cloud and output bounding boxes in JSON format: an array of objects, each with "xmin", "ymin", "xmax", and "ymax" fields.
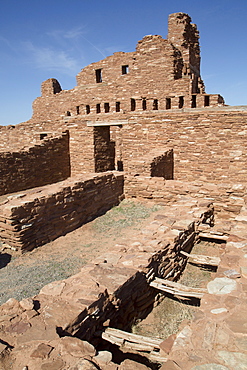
[
  {"xmin": 49, "ymin": 25, "xmax": 108, "ymax": 58},
  {"xmin": 48, "ymin": 26, "xmax": 86, "ymax": 40},
  {"xmin": 23, "ymin": 41, "xmax": 81, "ymax": 75}
]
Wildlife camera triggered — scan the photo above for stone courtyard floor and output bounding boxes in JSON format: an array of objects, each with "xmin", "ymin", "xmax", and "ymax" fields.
[{"xmin": 0, "ymin": 197, "xmax": 247, "ymax": 369}]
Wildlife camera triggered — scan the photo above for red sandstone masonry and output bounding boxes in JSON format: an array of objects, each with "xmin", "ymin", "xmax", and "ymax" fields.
[
  {"xmin": 124, "ymin": 176, "xmax": 246, "ymax": 215},
  {"xmin": 29, "ymin": 13, "xmax": 222, "ymax": 124},
  {"xmin": 0, "ymin": 172, "xmax": 124, "ymax": 251},
  {"xmin": 0, "ymin": 131, "xmax": 70, "ymax": 196},
  {"xmin": 2, "ymin": 106, "xmax": 247, "ymax": 182},
  {"xmin": 0, "ymin": 200, "xmax": 213, "ymax": 369}
]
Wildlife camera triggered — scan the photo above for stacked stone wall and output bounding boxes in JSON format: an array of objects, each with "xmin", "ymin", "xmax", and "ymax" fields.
[
  {"xmin": 30, "ymin": 13, "xmax": 223, "ymax": 124},
  {"xmin": 124, "ymin": 177, "xmax": 246, "ymax": 215},
  {"xmin": 0, "ymin": 131, "xmax": 70, "ymax": 196},
  {"xmin": 119, "ymin": 109, "xmax": 247, "ymax": 183},
  {"xmin": 3, "ymin": 106, "xmax": 247, "ymax": 183},
  {"xmin": 0, "ymin": 172, "xmax": 124, "ymax": 251}
]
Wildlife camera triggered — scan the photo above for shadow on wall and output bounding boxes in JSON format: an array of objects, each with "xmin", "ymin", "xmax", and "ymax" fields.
[{"xmin": 150, "ymin": 149, "xmax": 174, "ymax": 179}]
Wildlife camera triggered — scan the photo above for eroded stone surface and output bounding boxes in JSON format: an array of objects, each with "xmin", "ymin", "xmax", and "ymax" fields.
[{"xmin": 207, "ymin": 278, "xmax": 237, "ymax": 295}]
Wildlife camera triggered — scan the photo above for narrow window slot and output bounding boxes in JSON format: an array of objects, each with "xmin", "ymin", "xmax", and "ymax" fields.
[
  {"xmin": 166, "ymin": 98, "xmax": 171, "ymax": 110},
  {"xmin": 122, "ymin": 65, "xmax": 129, "ymax": 74},
  {"xmin": 104, "ymin": 103, "xmax": 110, "ymax": 113},
  {"xmin": 96, "ymin": 103, "xmax": 101, "ymax": 113},
  {"xmin": 191, "ymin": 95, "xmax": 197, "ymax": 108},
  {"xmin": 153, "ymin": 99, "xmax": 158, "ymax": 110},
  {"xmin": 204, "ymin": 95, "xmax": 210, "ymax": 107},
  {"xmin": 142, "ymin": 98, "xmax": 147, "ymax": 110},
  {"xmin": 179, "ymin": 96, "xmax": 184, "ymax": 109},
  {"xmin": 95, "ymin": 69, "xmax": 102, "ymax": 83},
  {"xmin": 131, "ymin": 98, "xmax": 136, "ymax": 111}
]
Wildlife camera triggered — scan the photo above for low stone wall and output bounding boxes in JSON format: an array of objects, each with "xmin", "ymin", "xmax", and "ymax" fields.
[
  {"xmin": 0, "ymin": 199, "xmax": 213, "ymax": 369},
  {"xmin": 124, "ymin": 176, "xmax": 247, "ymax": 215},
  {"xmin": 0, "ymin": 131, "xmax": 70, "ymax": 196},
  {"xmin": 0, "ymin": 172, "xmax": 124, "ymax": 251}
]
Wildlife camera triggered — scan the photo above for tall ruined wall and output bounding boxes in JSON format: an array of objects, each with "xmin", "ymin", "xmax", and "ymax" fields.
[
  {"xmin": 5, "ymin": 106, "xmax": 247, "ymax": 184},
  {"xmin": 30, "ymin": 13, "xmax": 214, "ymax": 123},
  {"xmin": 119, "ymin": 108, "xmax": 247, "ymax": 183},
  {"xmin": 0, "ymin": 131, "xmax": 70, "ymax": 196}
]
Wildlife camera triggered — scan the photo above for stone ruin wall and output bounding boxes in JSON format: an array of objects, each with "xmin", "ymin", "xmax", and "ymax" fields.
[
  {"xmin": 0, "ymin": 11, "xmax": 233, "ymax": 193},
  {"xmin": 29, "ymin": 13, "xmax": 222, "ymax": 124},
  {"xmin": 0, "ymin": 12, "xmax": 247, "ymax": 369},
  {"xmin": 118, "ymin": 109, "xmax": 247, "ymax": 183},
  {"xmin": 0, "ymin": 131, "xmax": 71, "ymax": 196},
  {"xmin": 3, "ymin": 107, "xmax": 246, "ymax": 186},
  {"xmin": 0, "ymin": 172, "xmax": 124, "ymax": 252}
]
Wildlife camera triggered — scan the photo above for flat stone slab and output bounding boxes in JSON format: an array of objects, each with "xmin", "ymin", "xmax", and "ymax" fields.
[
  {"xmin": 217, "ymin": 351, "xmax": 247, "ymax": 370},
  {"xmin": 207, "ymin": 277, "xmax": 237, "ymax": 295},
  {"xmin": 192, "ymin": 365, "xmax": 229, "ymax": 370}
]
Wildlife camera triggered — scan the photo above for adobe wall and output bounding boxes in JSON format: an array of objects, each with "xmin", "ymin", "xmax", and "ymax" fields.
[
  {"xmin": 0, "ymin": 172, "xmax": 124, "ymax": 251},
  {"xmin": 0, "ymin": 131, "xmax": 70, "ymax": 196}
]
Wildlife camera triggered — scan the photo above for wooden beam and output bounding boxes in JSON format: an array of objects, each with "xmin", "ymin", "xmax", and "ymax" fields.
[
  {"xmin": 199, "ymin": 232, "xmax": 228, "ymax": 242},
  {"xmin": 150, "ymin": 277, "xmax": 207, "ymax": 298},
  {"xmin": 180, "ymin": 251, "xmax": 220, "ymax": 266},
  {"xmin": 102, "ymin": 327, "xmax": 167, "ymax": 362}
]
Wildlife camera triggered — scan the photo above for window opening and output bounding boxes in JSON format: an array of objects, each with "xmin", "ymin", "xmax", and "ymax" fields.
[
  {"xmin": 40, "ymin": 133, "xmax": 47, "ymax": 140},
  {"xmin": 66, "ymin": 111, "xmax": 71, "ymax": 116},
  {"xmin": 191, "ymin": 95, "xmax": 197, "ymax": 108},
  {"xmin": 142, "ymin": 98, "xmax": 147, "ymax": 110},
  {"xmin": 122, "ymin": 65, "xmax": 129, "ymax": 75},
  {"xmin": 86, "ymin": 105, "xmax": 90, "ymax": 114},
  {"xmin": 166, "ymin": 98, "xmax": 171, "ymax": 110},
  {"xmin": 76, "ymin": 106, "xmax": 80, "ymax": 114},
  {"xmin": 95, "ymin": 69, "xmax": 102, "ymax": 83},
  {"xmin": 153, "ymin": 99, "xmax": 158, "ymax": 110},
  {"xmin": 104, "ymin": 103, "xmax": 110, "ymax": 113},
  {"xmin": 116, "ymin": 102, "xmax": 120, "ymax": 112},
  {"xmin": 131, "ymin": 98, "xmax": 136, "ymax": 111},
  {"xmin": 96, "ymin": 103, "xmax": 101, "ymax": 113},
  {"xmin": 204, "ymin": 95, "xmax": 210, "ymax": 107},
  {"xmin": 179, "ymin": 96, "xmax": 184, "ymax": 109}
]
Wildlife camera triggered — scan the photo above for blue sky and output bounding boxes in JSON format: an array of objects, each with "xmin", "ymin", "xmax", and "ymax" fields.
[{"xmin": 0, "ymin": 0, "xmax": 246, "ymax": 126}]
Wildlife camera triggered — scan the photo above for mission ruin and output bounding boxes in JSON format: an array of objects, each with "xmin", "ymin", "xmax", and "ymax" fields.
[{"xmin": 0, "ymin": 12, "xmax": 247, "ymax": 370}]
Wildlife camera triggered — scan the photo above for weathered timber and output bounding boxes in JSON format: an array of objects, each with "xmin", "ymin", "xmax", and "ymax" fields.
[
  {"xmin": 102, "ymin": 327, "xmax": 167, "ymax": 363},
  {"xmin": 199, "ymin": 232, "xmax": 228, "ymax": 242},
  {"xmin": 150, "ymin": 277, "xmax": 207, "ymax": 298},
  {"xmin": 180, "ymin": 251, "xmax": 220, "ymax": 266},
  {"xmin": 103, "ymin": 327, "xmax": 162, "ymax": 347}
]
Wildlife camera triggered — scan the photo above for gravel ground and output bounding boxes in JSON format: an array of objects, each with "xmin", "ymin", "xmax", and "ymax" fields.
[
  {"xmin": 0, "ymin": 252, "xmax": 84, "ymax": 304},
  {"xmin": 0, "ymin": 199, "xmax": 160, "ymax": 305}
]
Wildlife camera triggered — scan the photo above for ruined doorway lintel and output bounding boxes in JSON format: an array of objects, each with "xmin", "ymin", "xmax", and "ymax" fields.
[{"xmin": 87, "ymin": 120, "xmax": 129, "ymax": 127}]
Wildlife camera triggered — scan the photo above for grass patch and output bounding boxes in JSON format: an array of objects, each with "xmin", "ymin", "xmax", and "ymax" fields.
[
  {"xmin": 93, "ymin": 199, "xmax": 161, "ymax": 234},
  {"xmin": 0, "ymin": 255, "xmax": 84, "ymax": 305}
]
